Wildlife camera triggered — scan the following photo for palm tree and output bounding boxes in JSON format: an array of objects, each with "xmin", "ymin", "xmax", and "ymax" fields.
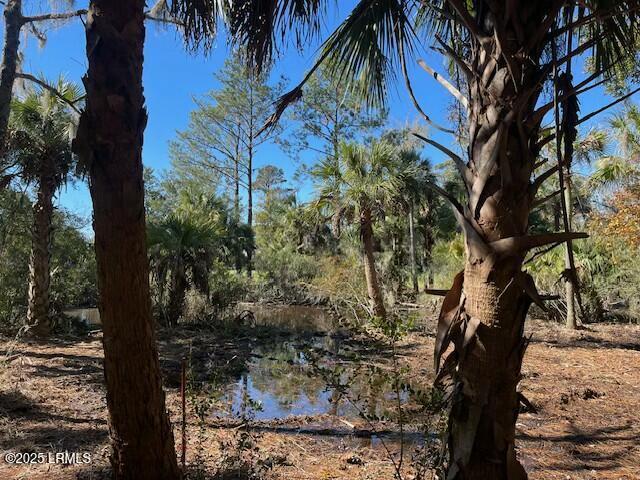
[
  {"xmin": 148, "ymin": 214, "xmax": 218, "ymax": 327},
  {"xmin": 7, "ymin": 79, "xmax": 80, "ymax": 336},
  {"xmin": 0, "ymin": 1, "xmax": 87, "ymax": 151},
  {"xmin": 71, "ymin": 1, "xmax": 187, "ymax": 477},
  {"xmin": 590, "ymin": 105, "xmax": 640, "ymax": 190},
  {"xmin": 312, "ymin": 141, "xmax": 410, "ymax": 318},
  {"xmin": 393, "ymin": 148, "xmax": 436, "ymax": 293},
  {"xmin": 224, "ymin": 1, "xmax": 640, "ymax": 477},
  {"xmin": 541, "ymin": 129, "xmax": 608, "ymax": 328}
]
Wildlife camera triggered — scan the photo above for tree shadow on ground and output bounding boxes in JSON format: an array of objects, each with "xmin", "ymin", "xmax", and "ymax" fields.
[
  {"xmin": 519, "ymin": 422, "xmax": 640, "ymax": 473},
  {"xmin": 0, "ymin": 390, "xmax": 107, "ymax": 452}
]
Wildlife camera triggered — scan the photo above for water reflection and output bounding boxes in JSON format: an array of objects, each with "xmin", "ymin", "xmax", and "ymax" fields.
[{"xmin": 213, "ymin": 305, "xmax": 410, "ymax": 422}]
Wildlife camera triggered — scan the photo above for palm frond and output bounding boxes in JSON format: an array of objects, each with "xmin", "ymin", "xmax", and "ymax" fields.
[
  {"xmin": 169, "ymin": 0, "xmax": 225, "ymax": 52},
  {"xmin": 228, "ymin": 0, "xmax": 324, "ymax": 72}
]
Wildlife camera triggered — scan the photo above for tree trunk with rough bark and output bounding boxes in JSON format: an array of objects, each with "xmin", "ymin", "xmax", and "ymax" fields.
[
  {"xmin": 167, "ymin": 266, "xmax": 186, "ymax": 328},
  {"xmin": 72, "ymin": 1, "xmax": 180, "ymax": 478},
  {"xmin": 26, "ymin": 165, "xmax": 55, "ymax": 336},
  {"xmin": 360, "ymin": 207, "xmax": 386, "ymax": 319},
  {"xmin": 433, "ymin": 4, "xmax": 587, "ymax": 479},
  {"xmin": 0, "ymin": 0, "xmax": 22, "ymax": 151}
]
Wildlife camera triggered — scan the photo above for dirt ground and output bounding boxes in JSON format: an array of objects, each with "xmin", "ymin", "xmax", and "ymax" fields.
[{"xmin": 0, "ymin": 319, "xmax": 638, "ymax": 480}]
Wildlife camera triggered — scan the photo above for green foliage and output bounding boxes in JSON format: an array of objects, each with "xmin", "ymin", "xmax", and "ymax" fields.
[
  {"xmin": 281, "ymin": 64, "xmax": 386, "ymax": 162},
  {"xmin": 50, "ymin": 214, "xmax": 97, "ymax": 312},
  {"xmin": 5, "ymin": 77, "xmax": 81, "ymax": 187},
  {"xmin": 0, "ymin": 188, "xmax": 96, "ymax": 333},
  {"xmin": 430, "ymin": 234, "xmax": 465, "ymax": 288}
]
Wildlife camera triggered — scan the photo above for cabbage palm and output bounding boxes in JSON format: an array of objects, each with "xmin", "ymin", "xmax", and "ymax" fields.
[
  {"xmin": 148, "ymin": 214, "xmax": 219, "ymax": 327},
  {"xmin": 590, "ymin": 105, "xmax": 640, "ymax": 190},
  {"xmin": 219, "ymin": 1, "xmax": 640, "ymax": 477},
  {"xmin": 393, "ymin": 148, "xmax": 435, "ymax": 292},
  {"xmin": 7, "ymin": 79, "xmax": 81, "ymax": 336},
  {"xmin": 312, "ymin": 140, "xmax": 410, "ymax": 318}
]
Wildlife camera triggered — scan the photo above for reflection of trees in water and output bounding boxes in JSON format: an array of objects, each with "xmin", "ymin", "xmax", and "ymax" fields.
[
  {"xmin": 248, "ymin": 341, "xmax": 328, "ymax": 411},
  {"xmin": 199, "ymin": 306, "xmax": 413, "ymax": 419}
]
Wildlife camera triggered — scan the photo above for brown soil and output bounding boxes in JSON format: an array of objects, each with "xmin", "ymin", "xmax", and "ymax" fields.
[{"xmin": 0, "ymin": 319, "xmax": 638, "ymax": 480}]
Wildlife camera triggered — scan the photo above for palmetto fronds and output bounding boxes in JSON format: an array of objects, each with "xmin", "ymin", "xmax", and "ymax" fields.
[
  {"xmin": 6, "ymin": 76, "xmax": 82, "ymax": 187},
  {"xmin": 147, "ymin": 213, "xmax": 220, "ymax": 316}
]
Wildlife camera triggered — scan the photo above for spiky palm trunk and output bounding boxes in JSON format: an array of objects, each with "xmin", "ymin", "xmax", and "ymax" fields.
[
  {"xmin": 435, "ymin": 4, "xmax": 586, "ymax": 478},
  {"xmin": 0, "ymin": 0, "xmax": 22, "ymax": 150},
  {"xmin": 26, "ymin": 165, "xmax": 55, "ymax": 336},
  {"xmin": 73, "ymin": 1, "xmax": 180, "ymax": 478},
  {"xmin": 360, "ymin": 207, "xmax": 386, "ymax": 318}
]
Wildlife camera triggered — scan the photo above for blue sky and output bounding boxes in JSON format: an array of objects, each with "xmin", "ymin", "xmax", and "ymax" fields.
[{"xmin": 6, "ymin": 2, "xmax": 637, "ymax": 226}]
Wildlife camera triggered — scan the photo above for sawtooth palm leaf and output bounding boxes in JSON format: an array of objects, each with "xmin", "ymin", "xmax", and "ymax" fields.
[{"xmin": 148, "ymin": 213, "xmax": 221, "ymax": 325}]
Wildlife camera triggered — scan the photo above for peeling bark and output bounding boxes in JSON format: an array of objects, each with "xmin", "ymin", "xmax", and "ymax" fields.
[{"xmin": 72, "ymin": 1, "xmax": 180, "ymax": 478}]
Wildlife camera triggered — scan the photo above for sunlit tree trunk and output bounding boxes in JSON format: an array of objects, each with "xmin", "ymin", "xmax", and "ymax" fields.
[
  {"xmin": 0, "ymin": 0, "xmax": 21, "ymax": 150},
  {"xmin": 434, "ymin": 5, "xmax": 586, "ymax": 478},
  {"xmin": 26, "ymin": 164, "xmax": 55, "ymax": 336},
  {"xmin": 360, "ymin": 207, "xmax": 385, "ymax": 318},
  {"xmin": 246, "ymin": 84, "xmax": 255, "ymax": 277},
  {"xmin": 73, "ymin": 1, "xmax": 180, "ymax": 478},
  {"xmin": 563, "ymin": 172, "xmax": 577, "ymax": 329}
]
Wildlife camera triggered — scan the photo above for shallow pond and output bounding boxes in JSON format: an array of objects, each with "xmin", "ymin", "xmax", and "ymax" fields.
[{"xmin": 212, "ymin": 304, "xmax": 413, "ymax": 425}]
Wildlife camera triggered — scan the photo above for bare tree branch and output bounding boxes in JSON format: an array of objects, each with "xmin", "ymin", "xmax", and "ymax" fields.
[
  {"xmin": 21, "ymin": 9, "xmax": 87, "ymax": 24},
  {"xmin": 398, "ymin": 36, "xmax": 456, "ymax": 135},
  {"xmin": 532, "ymin": 188, "xmax": 562, "ymax": 209},
  {"xmin": 417, "ymin": 59, "xmax": 469, "ymax": 109},
  {"xmin": 491, "ymin": 232, "xmax": 589, "ymax": 256},
  {"xmin": 15, "ymin": 72, "xmax": 82, "ymax": 114}
]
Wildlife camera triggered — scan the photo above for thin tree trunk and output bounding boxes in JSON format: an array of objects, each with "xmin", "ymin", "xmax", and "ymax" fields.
[
  {"xmin": 246, "ymin": 84, "xmax": 254, "ymax": 277},
  {"xmin": 420, "ymin": 214, "xmax": 434, "ymax": 288},
  {"xmin": 0, "ymin": 0, "xmax": 22, "ymax": 151},
  {"xmin": 73, "ymin": 1, "xmax": 180, "ymax": 478},
  {"xmin": 408, "ymin": 202, "xmax": 418, "ymax": 293},
  {"xmin": 360, "ymin": 208, "xmax": 386, "ymax": 319},
  {"xmin": 556, "ymin": 24, "xmax": 579, "ymax": 330},
  {"xmin": 26, "ymin": 168, "xmax": 55, "ymax": 336},
  {"xmin": 563, "ymin": 173, "xmax": 577, "ymax": 328},
  {"xmin": 246, "ymin": 150, "xmax": 253, "ymax": 277}
]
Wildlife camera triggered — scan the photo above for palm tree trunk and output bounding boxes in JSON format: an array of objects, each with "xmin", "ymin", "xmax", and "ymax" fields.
[
  {"xmin": 0, "ymin": 0, "xmax": 22, "ymax": 150},
  {"xmin": 435, "ymin": 6, "xmax": 580, "ymax": 478},
  {"xmin": 563, "ymin": 172, "xmax": 577, "ymax": 329},
  {"xmin": 26, "ymin": 170, "xmax": 54, "ymax": 336},
  {"xmin": 167, "ymin": 266, "xmax": 186, "ymax": 328},
  {"xmin": 72, "ymin": 1, "xmax": 180, "ymax": 478},
  {"xmin": 360, "ymin": 208, "xmax": 385, "ymax": 319},
  {"xmin": 408, "ymin": 202, "xmax": 418, "ymax": 293}
]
